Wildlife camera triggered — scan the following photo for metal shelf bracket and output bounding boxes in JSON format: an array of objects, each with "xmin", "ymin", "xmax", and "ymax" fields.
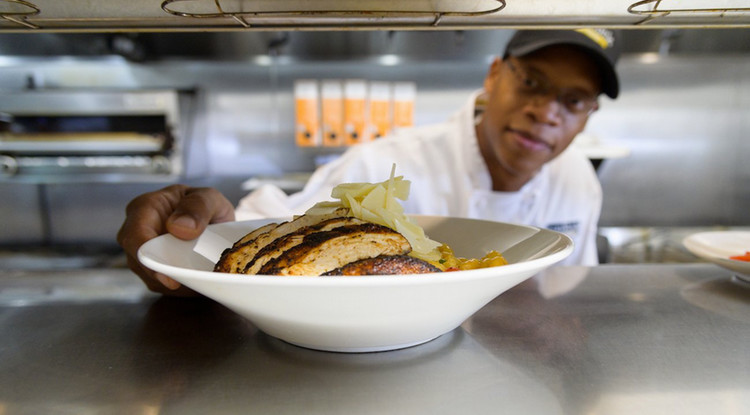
[
  {"xmin": 0, "ymin": 0, "xmax": 40, "ymax": 29},
  {"xmin": 160, "ymin": 0, "xmax": 506, "ymax": 29}
]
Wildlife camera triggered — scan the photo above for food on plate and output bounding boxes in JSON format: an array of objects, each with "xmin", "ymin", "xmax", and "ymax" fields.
[
  {"xmin": 729, "ymin": 251, "xmax": 750, "ymax": 262},
  {"xmin": 215, "ymin": 210, "xmax": 358, "ymax": 274},
  {"xmin": 322, "ymin": 255, "xmax": 441, "ymax": 276},
  {"xmin": 214, "ymin": 166, "xmax": 506, "ymax": 276},
  {"xmin": 438, "ymin": 245, "xmax": 508, "ymax": 271},
  {"xmin": 255, "ymin": 222, "xmax": 414, "ymax": 276}
]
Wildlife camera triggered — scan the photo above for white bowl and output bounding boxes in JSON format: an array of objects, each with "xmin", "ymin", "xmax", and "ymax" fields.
[
  {"xmin": 138, "ymin": 216, "xmax": 573, "ymax": 353},
  {"xmin": 683, "ymin": 231, "xmax": 750, "ymax": 279}
]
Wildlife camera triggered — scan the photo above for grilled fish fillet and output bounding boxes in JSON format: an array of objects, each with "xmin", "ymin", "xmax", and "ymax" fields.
[
  {"xmin": 321, "ymin": 254, "xmax": 441, "ymax": 276},
  {"xmin": 232, "ymin": 222, "xmax": 278, "ymax": 247},
  {"xmin": 243, "ymin": 216, "xmax": 365, "ymax": 274},
  {"xmin": 214, "ymin": 207, "xmax": 351, "ymax": 273},
  {"xmin": 259, "ymin": 223, "xmax": 412, "ymax": 276}
]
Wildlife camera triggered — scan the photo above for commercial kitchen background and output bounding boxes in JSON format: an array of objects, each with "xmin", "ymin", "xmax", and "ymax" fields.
[{"xmin": 0, "ymin": 29, "xmax": 748, "ymax": 265}]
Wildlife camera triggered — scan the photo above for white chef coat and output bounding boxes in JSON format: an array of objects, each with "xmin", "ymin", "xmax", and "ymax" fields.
[{"xmin": 236, "ymin": 90, "xmax": 602, "ymax": 266}]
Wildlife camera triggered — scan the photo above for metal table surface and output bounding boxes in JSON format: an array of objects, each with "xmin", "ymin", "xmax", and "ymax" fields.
[{"xmin": 1, "ymin": 264, "xmax": 749, "ymax": 415}]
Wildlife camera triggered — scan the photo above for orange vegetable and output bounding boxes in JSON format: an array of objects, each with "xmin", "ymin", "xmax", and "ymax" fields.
[{"xmin": 729, "ymin": 251, "xmax": 750, "ymax": 262}]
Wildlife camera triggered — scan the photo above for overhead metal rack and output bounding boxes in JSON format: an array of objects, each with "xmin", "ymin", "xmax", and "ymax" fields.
[
  {"xmin": 628, "ymin": 0, "xmax": 750, "ymax": 24},
  {"xmin": 629, "ymin": 0, "xmax": 750, "ymax": 16},
  {"xmin": 160, "ymin": 0, "xmax": 507, "ymax": 28},
  {"xmin": 0, "ymin": 0, "xmax": 40, "ymax": 29},
  {"xmin": 1, "ymin": 0, "xmax": 750, "ymax": 31}
]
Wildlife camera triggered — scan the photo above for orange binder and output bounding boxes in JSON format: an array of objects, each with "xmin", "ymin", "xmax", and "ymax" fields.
[
  {"xmin": 294, "ymin": 80, "xmax": 320, "ymax": 147},
  {"xmin": 344, "ymin": 80, "xmax": 368, "ymax": 146}
]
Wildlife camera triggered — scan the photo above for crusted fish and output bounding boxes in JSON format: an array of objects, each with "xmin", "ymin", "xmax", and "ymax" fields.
[
  {"xmin": 214, "ymin": 207, "xmax": 350, "ymax": 273},
  {"xmin": 232, "ymin": 222, "xmax": 278, "ymax": 247},
  {"xmin": 321, "ymin": 254, "xmax": 441, "ymax": 276},
  {"xmin": 243, "ymin": 216, "xmax": 365, "ymax": 275},
  {"xmin": 259, "ymin": 223, "xmax": 412, "ymax": 276}
]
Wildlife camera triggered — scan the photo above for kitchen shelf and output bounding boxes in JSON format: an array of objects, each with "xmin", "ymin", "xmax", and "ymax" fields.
[
  {"xmin": 161, "ymin": 0, "xmax": 506, "ymax": 29},
  {"xmin": 1, "ymin": 0, "xmax": 749, "ymax": 32},
  {"xmin": 0, "ymin": 0, "xmax": 39, "ymax": 29},
  {"xmin": 628, "ymin": 0, "xmax": 750, "ymax": 25}
]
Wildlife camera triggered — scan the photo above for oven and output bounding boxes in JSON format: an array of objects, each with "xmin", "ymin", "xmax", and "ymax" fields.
[{"xmin": 0, "ymin": 89, "xmax": 183, "ymax": 182}]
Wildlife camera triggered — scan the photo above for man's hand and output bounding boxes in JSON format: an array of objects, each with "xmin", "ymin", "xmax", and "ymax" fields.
[{"xmin": 117, "ymin": 185, "xmax": 235, "ymax": 296}]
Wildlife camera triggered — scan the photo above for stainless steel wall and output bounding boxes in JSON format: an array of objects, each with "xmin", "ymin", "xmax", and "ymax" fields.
[
  {"xmin": 587, "ymin": 55, "xmax": 750, "ymax": 227},
  {"xmin": 0, "ymin": 30, "xmax": 748, "ymax": 246}
]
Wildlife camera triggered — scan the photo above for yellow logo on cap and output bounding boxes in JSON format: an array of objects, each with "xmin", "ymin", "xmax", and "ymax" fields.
[{"xmin": 575, "ymin": 29, "xmax": 611, "ymax": 49}]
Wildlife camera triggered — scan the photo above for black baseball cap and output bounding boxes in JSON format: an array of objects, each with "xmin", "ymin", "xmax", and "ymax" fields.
[{"xmin": 504, "ymin": 29, "xmax": 622, "ymax": 99}]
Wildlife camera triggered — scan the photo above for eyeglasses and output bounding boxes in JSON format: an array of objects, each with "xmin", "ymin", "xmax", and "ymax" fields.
[{"xmin": 505, "ymin": 59, "xmax": 599, "ymax": 116}]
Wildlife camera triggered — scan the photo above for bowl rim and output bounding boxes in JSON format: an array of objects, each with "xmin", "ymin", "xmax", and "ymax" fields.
[
  {"xmin": 683, "ymin": 230, "xmax": 750, "ymax": 260},
  {"xmin": 138, "ymin": 216, "xmax": 574, "ymax": 286}
]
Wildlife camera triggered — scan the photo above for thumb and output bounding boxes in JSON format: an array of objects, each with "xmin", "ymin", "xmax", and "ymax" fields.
[{"xmin": 166, "ymin": 212, "xmax": 203, "ymax": 240}]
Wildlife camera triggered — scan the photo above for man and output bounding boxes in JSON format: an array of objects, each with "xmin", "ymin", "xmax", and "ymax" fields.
[{"xmin": 118, "ymin": 29, "xmax": 621, "ymax": 296}]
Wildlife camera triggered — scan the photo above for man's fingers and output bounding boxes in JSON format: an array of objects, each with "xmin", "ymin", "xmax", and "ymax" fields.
[
  {"xmin": 117, "ymin": 184, "xmax": 234, "ymax": 296},
  {"xmin": 117, "ymin": 185, "xmax": 184, "ymax": 257},
  {"xmin": 155, "ymin": 272, "xmax": 182, "ymax": 290},
  {"xmin": 166, "ymin": 187, "xmax": 235, "ymax": 240},
  {"xmin": 126, "ymin": 255, "xmax": 200, "ymax": 297}
]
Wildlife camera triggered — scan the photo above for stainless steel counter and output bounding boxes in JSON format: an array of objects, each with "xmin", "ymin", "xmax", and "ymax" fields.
[{"xmin": 1, "ymin": 264, "xmax": 749, "ymax": 414}]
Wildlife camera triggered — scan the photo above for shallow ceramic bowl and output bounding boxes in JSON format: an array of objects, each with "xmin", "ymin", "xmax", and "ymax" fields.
[
  {"xmin": 138, "ymin": 216, "xmax": 573, "ymax": 352},
  {"xmin": 683, "ymin": 231, "xmax": 750, "ymax": 280}
]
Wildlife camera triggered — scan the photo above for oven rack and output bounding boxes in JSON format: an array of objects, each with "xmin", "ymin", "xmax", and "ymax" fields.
[
  {"xmin": 628, "ymin": 0, "xmax": 750, "ymax": 25},
  {"xmin": 160, "ymin": 0, "xmax": 507, "ymax": 28},
  {"xmin": 2, "ymin": 0, "xmax": 749, "ymax": 31},
  {"xmin": 0, "ymin": 0, "xmax": 39, "ymax": 29}
]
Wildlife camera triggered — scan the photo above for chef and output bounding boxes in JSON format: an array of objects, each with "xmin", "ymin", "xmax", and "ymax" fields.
[{"xmin": 118, "ymin": 29, "xmax": 622, "ymax": 295}]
